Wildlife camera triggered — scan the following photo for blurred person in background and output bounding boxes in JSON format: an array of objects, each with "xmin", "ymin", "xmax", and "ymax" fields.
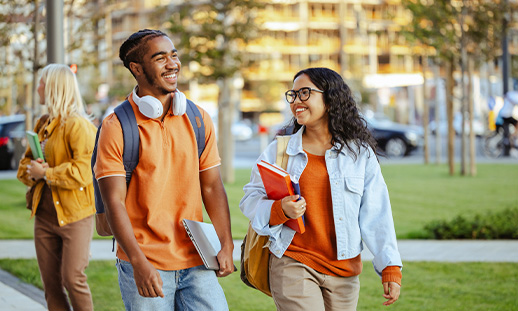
[
  {"xmin": 17, "ymin": 64, "xmax": 97, "ymax": 311},
  {"xmin": 101, "ymin": 98, "xmax": 119, "ymax": 121},
  {"xmin": 500, "ymin": 90, "xmax": 518, "ymax": 155},
  {"xmin": 240, "ymin": 67, "xmax": 402, "ymax": 311}
]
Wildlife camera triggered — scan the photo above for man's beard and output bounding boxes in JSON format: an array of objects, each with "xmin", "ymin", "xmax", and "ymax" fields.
[{"xmin": 143, "ymin": 70, "xmax": 172, "ymax": 95}]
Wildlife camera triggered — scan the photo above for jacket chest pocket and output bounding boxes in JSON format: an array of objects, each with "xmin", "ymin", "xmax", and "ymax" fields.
[{"xmin": 343, "ymin": 177, "xmax": 364, "ymax": 212}]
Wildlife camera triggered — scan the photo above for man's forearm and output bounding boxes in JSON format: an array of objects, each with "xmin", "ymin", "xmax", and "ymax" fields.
[
  {"xmin": 204, "ymin": 190, "xmax": 233, "ymax": 248},
  {"xmin": 200, "ymin": 168, "xmax": 233, "ymax": 246},
  {"xmin": 98, "ymin": 177, "xmax": 147, "ymax": 264},
  {"xmin": 106, "ymin": 203, "xmax": 148, "ymax": 263}
]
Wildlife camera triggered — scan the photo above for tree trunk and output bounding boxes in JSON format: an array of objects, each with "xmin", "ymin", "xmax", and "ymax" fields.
[
  {"xmin": 29, "ymin": 0, "xmax": 40, "ymax": 131},
  {"xmin": 468, "ymin": 56, "xmax": 476, "ymax": 176},
  {"xmin": 460, "ymin": 4, "xmax": 468, "ymax": 176},
  {"xmin": 446, "ymin": 60, "xmax": 455, "ymax": 175},
  {"xmin": 488, "ymin": 60, "xmax": 495, "ymax": 101},
  {"xmin": 422, "ymin": 55, "xmax": 429, "ymax": 164},
  {"xmin": 434, "ymin": 62, "xmax": 441, "ymax": 164},
  {"xmin": 460, "ymin": 35, "xmax": 467, "ymax": 176},
  {"xmin": 217, "ymin": 77, "xmax": 235, "ymax": 184}
]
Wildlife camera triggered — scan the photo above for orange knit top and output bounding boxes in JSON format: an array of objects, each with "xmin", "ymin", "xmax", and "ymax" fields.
[{"xmin": 270, "ymin": 151, "xmax": 402, "ymax": 285}]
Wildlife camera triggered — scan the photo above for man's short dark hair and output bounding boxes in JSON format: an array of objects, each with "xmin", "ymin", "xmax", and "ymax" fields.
[{"xmin": 119, "ymin": 29, "xmax": 168, "ymax": 73}]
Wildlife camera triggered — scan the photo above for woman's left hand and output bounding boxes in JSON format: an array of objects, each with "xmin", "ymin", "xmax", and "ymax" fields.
[
  {"xmin": 27, "ymin": 159, "xmax": 48, "ymax": 181},
  {"xmin": 382, "ymin": 281, "xmax": 400, "ymax": 306},
  {"xmin": 280, "ymin": 195, "xmax": 306, "ymax": 219}
]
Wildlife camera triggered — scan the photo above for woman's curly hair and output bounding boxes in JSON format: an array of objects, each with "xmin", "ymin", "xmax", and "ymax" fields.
[{"xmin": 284, "ymin": 67, "xmax": 378, "ymax": 160}]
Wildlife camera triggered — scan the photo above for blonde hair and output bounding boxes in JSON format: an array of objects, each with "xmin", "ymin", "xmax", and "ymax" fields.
[{"xmin": 40, "ymin": 64, "xmax": 91, "ymax": 122}]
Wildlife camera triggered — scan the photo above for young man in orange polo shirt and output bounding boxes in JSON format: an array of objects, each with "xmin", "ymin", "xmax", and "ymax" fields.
[{"xmin": 94, "ymin": 29, "xmax": 234, "ymax": 310}]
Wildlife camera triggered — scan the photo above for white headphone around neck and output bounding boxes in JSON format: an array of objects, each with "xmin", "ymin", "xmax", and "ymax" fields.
[{"xmin": 132, "ymin": 87, "xmax": 187, "ymax": 119}]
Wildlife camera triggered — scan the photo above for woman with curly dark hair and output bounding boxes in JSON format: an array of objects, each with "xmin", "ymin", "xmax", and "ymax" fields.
[{"xmin": 240, "ymin": 67, "xmax": 402, "ymax": 310}]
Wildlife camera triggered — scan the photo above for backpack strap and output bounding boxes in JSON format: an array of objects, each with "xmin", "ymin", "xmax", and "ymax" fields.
[
  {"xmin": 276, "ymin": 124, "xmax": 296, "ymax": 137},
  {"xmin": 114, "ymin": 100, "xmax": 139, "ymax": 184},
  {"xmin": 185, "ymin": 99, "xmax": 206, "ymax": 158},
  {"xmin": 275, "ymin": 136, "xmax": 291, "ymax": 170},
  {"xmin": 91, "ymin": 126, "xmax": 104, "ymax": 213}
]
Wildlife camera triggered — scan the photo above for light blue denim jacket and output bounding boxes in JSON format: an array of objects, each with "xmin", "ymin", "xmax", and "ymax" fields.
[{"xmin": 239, "ymin": 127, "xmax": 402, "ymax": 276}]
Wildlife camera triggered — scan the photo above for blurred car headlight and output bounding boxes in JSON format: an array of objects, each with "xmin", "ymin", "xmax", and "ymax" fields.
[{"xmin": 405, "ymin": 132, "xmax": 418, "ymax": 145}]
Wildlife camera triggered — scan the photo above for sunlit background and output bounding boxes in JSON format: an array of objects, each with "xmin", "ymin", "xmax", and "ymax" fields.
[{"xmin": 0, "ymin": 0, "xmax": 517, "ymax": 179}]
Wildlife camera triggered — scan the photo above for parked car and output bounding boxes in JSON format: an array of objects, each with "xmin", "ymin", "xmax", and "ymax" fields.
[
  {"xmin": 428, "ymin": 112, "xmax": 485, "ymax": 137},
  {"xmin": 363, "ymin": 112, "xmax": 423, "ymax": 158},
  {"xmin": 231, "ymin": 121, "xmax": 254, "ymax": 141},
  {"xmin": 0, "ymin": 114, "xmax": 26, "ymax": 170},
  {"xmin": 212, "ymin": 116, "xmax": 254, "ymax": 141}
]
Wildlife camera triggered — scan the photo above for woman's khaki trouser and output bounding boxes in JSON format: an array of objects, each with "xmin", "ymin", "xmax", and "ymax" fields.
[
  {"xmin": 269, "ymin": 255, "xmax": 360, "ymax": 311},
  {"xmin": 34, "ymin": 185, "xmax": 94, "ymax": 311}
]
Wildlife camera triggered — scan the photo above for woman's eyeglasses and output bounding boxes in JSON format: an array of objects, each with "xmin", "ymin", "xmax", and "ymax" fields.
[{"xmin": 285, "ymin": 87, "xmax": 324, "ymax": 104}]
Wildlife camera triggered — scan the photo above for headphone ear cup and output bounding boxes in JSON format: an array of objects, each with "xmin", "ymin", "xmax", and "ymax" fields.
[
  {"xmin": 173, "ymin": 91, "xmax": 187, "ymax": 116},
  {"xmin": 132, "ymin": 87, "xmax": 163, "ymax": 119},
  {"xmin": 138, "ymin": 96, "xmax": 163, "ymax": 119}
]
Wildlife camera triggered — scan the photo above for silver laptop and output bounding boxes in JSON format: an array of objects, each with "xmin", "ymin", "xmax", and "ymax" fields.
[{"xmin": 182, "ymin": 219, "xmax": 221, "ymax": 270}]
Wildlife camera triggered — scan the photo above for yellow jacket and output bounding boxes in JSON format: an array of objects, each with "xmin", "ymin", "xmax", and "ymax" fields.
[{"xmin": 17, "ymin": 114, "xmax": 97, "ymax": 226}]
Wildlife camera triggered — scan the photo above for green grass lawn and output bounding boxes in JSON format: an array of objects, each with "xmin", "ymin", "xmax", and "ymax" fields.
[
  {"xmin": 1, "ymin": 164, "xmax": 517, "ymax": 310},
  {"xmin": 381, "ymin": 164, "xmax": 518, "ymax": 238},
  {"xmin": 0, "ymin": 259, "xmax": 516, "ymax": 311},
  {"xmin": 2, "ymin": 164, "xmax": 517, "ymax": 239}
]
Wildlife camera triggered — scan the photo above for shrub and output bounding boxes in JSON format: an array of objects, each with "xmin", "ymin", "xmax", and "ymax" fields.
[{"xmin": 423, "ymin": 207, "xmax": 518, "ymax": 239}]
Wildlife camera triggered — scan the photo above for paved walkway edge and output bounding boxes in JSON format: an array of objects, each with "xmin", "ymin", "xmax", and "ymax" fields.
[
  {"xmin": 0, "ymin": 268, "xmax": 46, "ymax": 310},
  {"xmin": 1, "ymin": 239, "xmax": 517, "ymax": 262}
]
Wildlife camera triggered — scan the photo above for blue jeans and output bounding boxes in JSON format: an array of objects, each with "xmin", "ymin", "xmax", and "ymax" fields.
[{"xmin": 116, "ymin": 259, "xmax": 229, "ymax": 311}]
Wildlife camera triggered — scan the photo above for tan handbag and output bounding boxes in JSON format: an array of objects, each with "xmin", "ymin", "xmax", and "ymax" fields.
[
  {"xmin": 25, "ymin": 185, "xmax": 36, "ymax": 211},
  {"xmin": 95, "ymin": 213, "xmax": 113, "ymax": 236},
  {"xmin": 240, "ymin": 135, "xmax": 291, "ymax": 296}
]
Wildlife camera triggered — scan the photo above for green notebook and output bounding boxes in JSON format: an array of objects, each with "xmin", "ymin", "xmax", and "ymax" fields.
[{"xmin": 25, "ymin": 131, "xmax": 44, "ymax": 161}]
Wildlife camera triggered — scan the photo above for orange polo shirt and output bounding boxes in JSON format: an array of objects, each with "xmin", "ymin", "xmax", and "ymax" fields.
[
  {"xmin": 270, "ymin": 152, "xmax": 402, "ymax": 285},
  {"xmin": 94, "ymin": 94, "xmax": 221, "ymax": 270}
]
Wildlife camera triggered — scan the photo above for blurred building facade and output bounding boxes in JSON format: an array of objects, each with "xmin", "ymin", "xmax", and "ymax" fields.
[
  {"xmin": 3, "ymin": 0, "xmax": 516, "ymax": 128},
  {"xmin": 98, "ymin": 0, "xmax": 429, "ymax": 126},
  {"xmin": 95, "ymin": 0, "xmax": 518, "ymax": 128},
  {"xmin": 241, "ymin": 0, "xmax": 426, "ymax": 125}
]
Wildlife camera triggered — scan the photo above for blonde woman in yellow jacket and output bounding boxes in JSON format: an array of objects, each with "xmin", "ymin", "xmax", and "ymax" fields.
[{"xmin": 17, "ymin": 64, "xmax": 97, "ymax": 311}]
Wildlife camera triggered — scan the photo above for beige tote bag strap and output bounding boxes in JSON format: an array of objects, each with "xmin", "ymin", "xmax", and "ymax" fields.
[{"xmin": 275, "ymin": 135, "xmax": 291, "ymax": 170}]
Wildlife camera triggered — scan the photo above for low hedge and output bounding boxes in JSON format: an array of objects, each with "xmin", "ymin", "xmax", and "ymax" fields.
[{"xmin": 421, "ymin": 207, "xmax": 518, "ymax": 239}]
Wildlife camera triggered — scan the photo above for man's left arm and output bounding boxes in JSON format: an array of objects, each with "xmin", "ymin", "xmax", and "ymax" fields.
[{"xmin": 199, "ymin": 166, "xmax": 234, "ymax": 277}]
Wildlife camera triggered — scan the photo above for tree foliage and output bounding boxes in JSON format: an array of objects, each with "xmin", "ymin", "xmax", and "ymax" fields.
[
  {"xmin": 0, "ymin": 0, "xmax": 109, "ymax": 77},
  {"xmin": 166, "ymin": 0, "xmax": 263, "ymax": 82},
  {"xmin": 401, "ymin": 0, "xmax": 508, "ymax": 62},
  {"xmin": 0, "ymin": 0, "xmax": 116, "ymax": 113},
  {"xmin": 0, "ymin": 0, "xmax": 43, "ymax": 76},
  {"xmin": 401, "ymin": 0, "xmax": 510, "ymax": 175}
]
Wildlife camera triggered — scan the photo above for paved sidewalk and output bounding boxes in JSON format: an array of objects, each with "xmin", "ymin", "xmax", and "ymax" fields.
[
  {"xmin": 1, "ymin": 239, "xmax": 517, "ymax": 311},
  {"xmin": 2, "ymin": 239, "xmax": 518, "ymax": 262}
]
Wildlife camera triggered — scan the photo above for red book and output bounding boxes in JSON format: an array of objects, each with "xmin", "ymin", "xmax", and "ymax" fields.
[{"xmin": 257, "ymin": 160, "xmax": 305, "ymax": 234}]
